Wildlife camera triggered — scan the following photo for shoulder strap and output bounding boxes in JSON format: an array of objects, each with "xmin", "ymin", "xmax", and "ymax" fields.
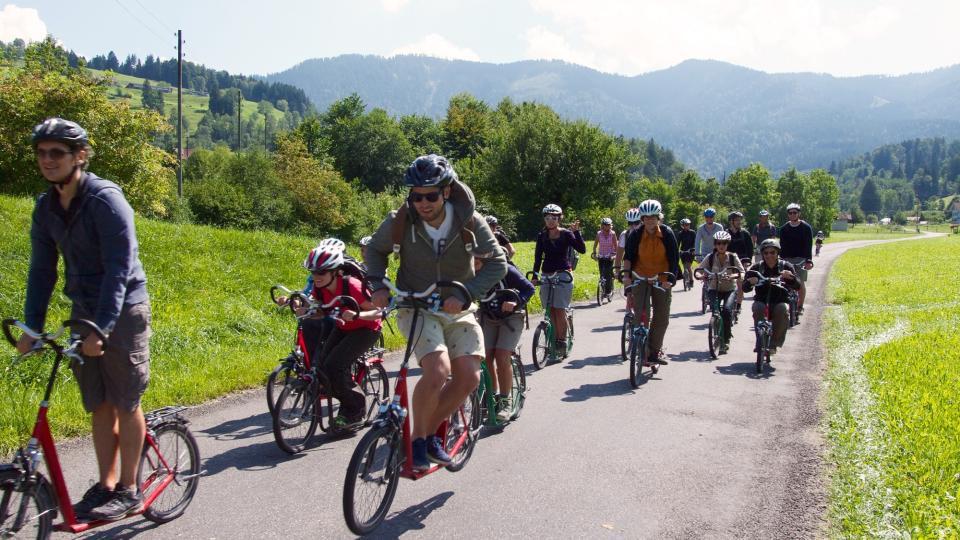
[
  {"xmin": 460, "ymin": 214, "xmax": 477, "ymax": 253},
  {"xmin": 390, "ymin": 202, "xmax": 410, "ymax": 257}
]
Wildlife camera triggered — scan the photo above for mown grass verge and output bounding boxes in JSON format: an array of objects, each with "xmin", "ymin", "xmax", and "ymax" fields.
[
  {"xmin": 824, "ymin": 236, "xmax": 960, "ymax": 536},
  {"xmin": 0, "ymin": 194, "xmax": 601, "ymax": 454}
]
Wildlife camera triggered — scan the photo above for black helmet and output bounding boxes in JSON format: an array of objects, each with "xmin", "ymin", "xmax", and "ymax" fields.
[
  {"xmin": 32, "ymin": 118, "xmax": 88, "ymax": 148},
  {"xmin": 728, "ymin": 210, "xmax": 744, "ymax": 220},
  {"xmin": 404, "ymin": 154, "xmax": 458, "ymax": 188}
]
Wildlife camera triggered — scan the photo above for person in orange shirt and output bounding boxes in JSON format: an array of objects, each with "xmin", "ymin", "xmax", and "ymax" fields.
[{"xmin": 621, "ymin": 199, "xmax": 681, "ymax": 364}]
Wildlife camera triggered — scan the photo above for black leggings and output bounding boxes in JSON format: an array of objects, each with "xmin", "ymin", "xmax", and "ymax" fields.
[
  {"xmin": 301, "ymin": 317, "xmax": 333, "ymax": 368},
  {"xmin": 319, "ymin": 327, "xmax": 381, "ymax": 420},
  {"xmin": 707, "ymin": 289, "xmax": 736, "ymax": 343},
  {"xmin": 598, "ymin": 258, "xmax": 614, "ymax": 294}
]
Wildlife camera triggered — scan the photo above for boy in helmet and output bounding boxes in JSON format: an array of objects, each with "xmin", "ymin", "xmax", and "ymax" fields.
[
  {"xmin": 485, "ymin": 215, "xmax": 516, "ymax": 260},
  {"xmin": 17, "ymin": 118, "xmax": 152, "ymax": 521},
  {"xmin": 366, "ymin": 154, "xmax": 506, "ymax": 470}
]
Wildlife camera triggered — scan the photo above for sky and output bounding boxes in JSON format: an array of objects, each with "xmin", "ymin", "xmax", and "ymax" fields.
[{"xmin": 1, "ymin": 0, "xmax": 958, "ymax": 77}]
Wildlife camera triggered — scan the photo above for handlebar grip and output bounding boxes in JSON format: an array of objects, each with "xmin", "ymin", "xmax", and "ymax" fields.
[
  {"xmin": 497, "ymin": 289, "xmax": 522, "ymax": 304},
  {"xmin": 2, "ymin": 319, "xmax": 19, "ymax": 347},
  {"xmin": 558, "ymin": 271, "xmax": 573, "ymax": 284},
  {"xmin": 436, "ymin": 280, "xmax": 473, "ymax": 305},
  {"xmin": 288, "ymin": 292, "xmax": 311, "ymax": 314},
  {"xmin": 330, "ymin": 295, "xmax": 361, "ymax": 313},
  {"xmin": 525, "ymin": 271, "xmax": 538, "ymax": 281},
  {"xmin": 659, "ymin": 272, "xmax": 676, "ymax": 282},
  {"xmin": 270, "ymin": 285, "xmax": 289, "ymax": 305},
  {"xmin": 693, "ymin": 268, "xmax": 708, "ymax": 280},
  {"xmin": 63, "ymin": 319, "xmax": 109, "ymax": 348}
]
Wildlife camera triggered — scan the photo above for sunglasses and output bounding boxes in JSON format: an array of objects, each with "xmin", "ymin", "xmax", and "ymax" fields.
[
  {"xmin": 311, "ymin": 269, "xmax": 333, "ymax": 276},
  {"xmin": 544, "ymin": 215, "xmax": 560, "ymax": 220},
  {"xmin": 408, "ymin": 191, "xmax": 442, "ymax": 203},
  {"xmin": 787, "ymin": 210, "xmax": 799, "ymax": 215},
  {"xmin": 35, "ymin": 148, "xmax": 73, "ymax": 160}
]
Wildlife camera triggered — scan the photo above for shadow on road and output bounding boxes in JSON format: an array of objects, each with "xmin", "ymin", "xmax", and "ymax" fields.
[
  {"xmin": 688, "ymin": 322, "xmax": 709, "ymax": 331},
  {"xmin": 672, "ymin": 310, "xmax": 704, "ymax": 318},
  {"xmin": 371, "ymin": 491, "xmax": 454, "ymax": 537},
  {"xmin": 563, "ymin": 355, "xmax": 620, "ymax": 369},
  {"xmin": 78, "ymin": 519, "xmax": 162, "ymax": 539},
  {"xmin": 201, "ymin": 438, "xmax": 329, "ymax": 476},
  {"xmin": 668, "ymin": 349, "xmax": 711, "ymax": 363},
  {"xmin": 715, "ymin": 361, "xmax": 776, "ymax": 379},
  {"xmin": 590, "ymin": 324, "xmax": 622, "ymax": 333},
  {"xmin": 562, "ymin": 379, "xmax": 640, "ymax": 401},
  {"xmin": 201, "ymin": 411, "xmax": 273, "ymax": 441}
]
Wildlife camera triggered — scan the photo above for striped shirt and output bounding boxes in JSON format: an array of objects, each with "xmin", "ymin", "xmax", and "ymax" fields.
[{"xmin": 596, "ymin": 230, "xmax": 618, "ymax": 258}]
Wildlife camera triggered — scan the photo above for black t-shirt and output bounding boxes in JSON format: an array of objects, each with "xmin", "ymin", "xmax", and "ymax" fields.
[
  {"xmin": 677, "ymin": 228, "xmax": 696, "ymax": 251},
  {"xmin": 727, "ymin": 228, "xmax": 754, "ymax": 261}
]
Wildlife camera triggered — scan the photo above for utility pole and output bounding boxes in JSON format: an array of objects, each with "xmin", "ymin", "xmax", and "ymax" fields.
[
  {"xmin": 264, "ymin": 116, "xmax": 268, "ymax": 152},
  {"xmin": 176, "ymin": 29, "xmax": 183, "ymax": 197},
  {"xmin": 237, "ymin": 91, "xmax": 242, "ymax": 151}
]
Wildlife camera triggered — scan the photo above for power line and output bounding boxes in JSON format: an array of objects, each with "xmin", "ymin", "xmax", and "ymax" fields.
[
  {"xmin": 132, "ymin": 0, "xmax": 175, "ymax": 34},
  {"xmin": 113, "ymin": 0, "xmax": 170, "ymax": 49}
]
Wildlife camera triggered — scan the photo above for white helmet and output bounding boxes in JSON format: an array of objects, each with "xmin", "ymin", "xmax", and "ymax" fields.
[
  {"xmin": 625, "ymin": 208, "xmax": 642, "ymax": 222},
  {"xmin": 303, "ymin": 238, "xmax": 345, "ymax": 272},
  {"xmin": 713, "ymin": 230, "xmax": 732, "ymax": 242},
  {"xmin": 786, "ymin": 203, "xmax": 801, "ymax": 211},
  {"xmin": 359, "ymin": 236, "xmax": 373, "ymax": 246},
  {"xmin": 542, "ymin": 203, "xmax": 562, "ymax": 215},
  {"xmin": 600, "ymin": 217, "xmax": 613, "ymax": 225},
  {"xmin": 637, "ymin": 199, "xmax": 662, "ymax": 217}
]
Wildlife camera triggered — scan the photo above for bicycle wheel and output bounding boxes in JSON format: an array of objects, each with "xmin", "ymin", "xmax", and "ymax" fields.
[
  {"xmin": 358, "ymin": 362, "xmax": 390, "ymax": 425},
  {"xmin": 272, "ymin": 383, "xmax": 319, "ymax": 454},
  {"xmin": 342, "ymin": 425, "xmax": 402, "ymax": 536},
  {"xmin": 701, "ymin": 287, "xmax": 708, "ymax": 314},
  {"xmin": 755, "ymin": 332, "xmax": 765, "ymax": 373},
  {"xmin": 0, "ymin": 469, "xmax": 54, "ymax": 539},
  {"xmin": 788, "ymin": 297, "xmax": 798, "ymax": 327},
  {"xmin": 565, "ymin": 314, "xmax": 575, "ymax": 355},
  {"xmin": 140, "ymin": 422, "xmax": 201, "ymax": 524},
  {"xmin": 266, "ymin": 363, "xmax": 293, "ymax": 415},
  {"xmin": 531, "ymin": 323, "xmax": 549, "ymax": 370},
  {"xmin": 596, "ymin": 279, "xmax": 603, "ymax": 306},
  {"xmin": 620, "ymin": 314, "xmax": 632, "ymax": 363},
  {"xmin": 509, "ymin": 351, "xmax": 526, "ymax": 420},
  {"xmin": 446, "ymin": 391, "xmax": 480, "ymax": 472},
  {"xmin": 629, "ymin": 333, "xmax": 645, "ymax": 388},
  {"xmin": 708, "ymin": 314, "xmax": 722, "ymax": 359}
]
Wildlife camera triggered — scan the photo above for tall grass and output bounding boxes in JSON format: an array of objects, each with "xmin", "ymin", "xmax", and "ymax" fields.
[
  {"xmin": 0, "ymin": 195, "xmax": 603, "ymax": 454},
  {"xmin": 824, "ymin": 236, "xmax": 960, "ymax": 536}
]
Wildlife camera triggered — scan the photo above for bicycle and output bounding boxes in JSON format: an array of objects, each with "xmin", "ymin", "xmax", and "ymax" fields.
[
  {"xmin": 621, "ymin": 270, "xmax": 675, "ymax": 388},
  {"xmin": 271, "ymin": 293, "xmax": 389, "ymax": 454},
  {"xmin": 527, "ymin": 271, "xmax": 575, "ymax": 370},
  {"xmin": 266, "ymin": 285, "xmax": 385, "ymax": 417},
  {"xmin": 680, "ymin": 249, "xmax": 695, "ymax": 291},
  {"xmin": 744, "ymin": 273, "xmax": 791, "ymax": 374},
  {"xmin": 1, "ymin": 319, "xmax": 200, "ymax": 538},
  {"xmin": 694, "ymin": 266, "xmax": 742, "ymax": 359},
  {"xmin": 342, "ymin": 279, "xmax": 480, "ymax": 535},
  {"xmin": 815, "ymin": 239, "xmax": 823, "ymax": 257},
  {"xmin": 477, "ymin": 289, "xmax": 527, "ymax": 428},
  {"xmin": 593, "ymin": 255, "xmax": 617, "ymax": 306}
]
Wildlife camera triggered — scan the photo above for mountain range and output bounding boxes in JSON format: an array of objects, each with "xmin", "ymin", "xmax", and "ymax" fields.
[{"xmin": 267, "ymin": 55, "xmax": 960, "ymax": 176}]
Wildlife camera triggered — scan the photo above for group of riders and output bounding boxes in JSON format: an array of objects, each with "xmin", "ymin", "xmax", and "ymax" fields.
[{"xmin": 14, "ymin": 117, "xmax": 824, "ymax": 521}]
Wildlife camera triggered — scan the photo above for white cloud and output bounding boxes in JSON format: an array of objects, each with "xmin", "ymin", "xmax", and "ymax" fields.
[
  {"xmin": 381, "ymin": 0, "xmax": 409, "ymax": 13},
  {"xmin": 526, "ymin": 0, "xmax": 960, "ymax": 76},
  {"xmin": 0, "ymin": 4, "xmax": 47, "ymax": 43},
  {"xmin": 390, "ymin": 34, "xmax": 480, "ymax": 61}
]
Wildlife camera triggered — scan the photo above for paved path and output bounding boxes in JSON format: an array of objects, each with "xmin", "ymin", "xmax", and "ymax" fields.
[{"xmin": 52, "ymin": 235, "xmax": 938, "ymax": 538}]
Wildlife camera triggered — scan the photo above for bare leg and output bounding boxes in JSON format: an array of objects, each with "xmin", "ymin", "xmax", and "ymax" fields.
[
  {"xmin": 428, "ymin": 355, "xmax": 480, "ymax": 430},
  {"xmin": 551, "ymin": 307, "xmax": 568, "ymax": 341},
  {"xmin": 798, "ymin": 280, "xmax": 806, "ymax": 309},
  {"xmin": 91, "ymin": 403, "xmax": 119, "ymax": 488},
  {"xmin": 412, "ymin": 351, "xmax": 449, "ymax": 439},
  {"xmin": 117, "ymin": 406, "xmax": 146, "ymax": 488},
  {"xmin": 493, "ymin": 348, "xmax": 513, "ymax": 396}
]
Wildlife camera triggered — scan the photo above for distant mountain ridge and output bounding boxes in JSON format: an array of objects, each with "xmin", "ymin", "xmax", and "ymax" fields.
[{"xmin": 267, "ymin": 55, "xmax": 960, "ymax": 176}]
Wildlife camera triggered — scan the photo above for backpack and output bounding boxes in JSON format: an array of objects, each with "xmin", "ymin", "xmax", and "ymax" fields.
[
  {"xmin": 567, "ymin": 244, "xmax": 581, "ymax": 270},
  {"xmin": 390, "ymin": 201, "xmax": 478, "ymax": 257}
]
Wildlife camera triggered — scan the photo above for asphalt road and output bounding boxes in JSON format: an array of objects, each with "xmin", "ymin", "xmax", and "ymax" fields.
[{"xmin": 50, "ymin": 239, "xmax": 912, "ymax": 539}]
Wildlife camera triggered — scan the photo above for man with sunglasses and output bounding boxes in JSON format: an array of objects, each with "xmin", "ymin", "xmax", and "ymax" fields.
[
  {"xmin": 778, "ymin": 203, "xmax": 814, "ymax": 316},
  {"xmin": 17, "ymin": 118, "xmax": 152, "ymax": 521},
  {"xmin": 366, "ymin": 154, "xmax": 506, "ymax": 471},
  {"xmin": 743, "ymin": 239, "xmax": 801, "ymax": 355}
]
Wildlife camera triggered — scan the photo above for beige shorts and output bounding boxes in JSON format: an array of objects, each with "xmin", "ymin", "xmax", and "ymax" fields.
[
  {"xmin": 70, "ymin": 302, "xmax": 152, "ymax": 413},
  {"xmin": 480, "ymin": 313, "xmax": 524, "ymax": 352},
  {"xmin": 396, "ymin": 305, "xmax": 484, "ymax": 364}
]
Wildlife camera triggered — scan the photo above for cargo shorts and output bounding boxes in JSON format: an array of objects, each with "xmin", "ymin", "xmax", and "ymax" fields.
[
  {"xmin": 480, "ymin": 312, "xmax": 524, "ymax": 352},
  {"xmin": 396, "ymin": 304, "xmax": 484, "ymax": 364},
  {"xmin": 70, "ymin": 301, "xmax": 152, "ymax": 413}
]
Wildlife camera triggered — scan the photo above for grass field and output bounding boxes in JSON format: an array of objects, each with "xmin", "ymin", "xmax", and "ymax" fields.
[
  {"xmin": 824, "ymin": 235, "xmax": 960, "ymax": 536},
  {"xmin": 0, "ymin": 194, "xmax": 602, "ymax": 454}
]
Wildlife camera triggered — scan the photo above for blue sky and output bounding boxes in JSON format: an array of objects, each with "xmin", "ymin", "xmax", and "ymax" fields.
[{"xmin": 2, "ymin": 0, "xmax": 958, "ymax": 77}]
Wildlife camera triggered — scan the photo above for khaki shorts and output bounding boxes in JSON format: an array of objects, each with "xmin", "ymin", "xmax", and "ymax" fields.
[
  {"xmin": 396, "ymin": 305, "xmax": 484, "ymax": 364},
  {"xmin": 480, "ymin": 313, "xmax": 524, "ymax": 352},
  {"xmin": 70, "ymin": 302, "xmax": 152, "ymax": 413}
]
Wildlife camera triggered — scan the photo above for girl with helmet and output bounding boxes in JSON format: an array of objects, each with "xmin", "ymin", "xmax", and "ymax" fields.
[
  {"xmin": 532, "ymin": 203, "xmax": 585, "ymax": 358},
  {"xmin": 621, "ymin": 200, "xmax": 681, "ymax": 364},
  {"xmin": 698, "ymin": 230, "xmax": 745, "ymax": 354},
  {"xmin": 485, "ymin": 215, "xmax": 516, "ymax": 260},
  {"xmin": 592, "ymin": 217, "xmax": 618, "ymax": 298},
  {"xmin": 301, "ymin": 239, "xmax": 384, "ymax": 429}
]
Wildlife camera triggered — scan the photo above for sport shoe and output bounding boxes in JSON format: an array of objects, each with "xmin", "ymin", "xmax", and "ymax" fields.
[
  {"xmin": 333, "ymin": 414, "xmax": 363, "ymax": 431},
  {"xmin": 411, "ymin": 437, "xmax": 430, "ymax": 471},
  {"xmin": 496, "ymin": 396, "xmax": 513, "ymax": 423},
  {"xmin": 88, "ymin": 484, "xmax": 142, "ymax": 521},
  {"xmin": 719, "ymin": 344, "xmax": 729, "ymax": 355},
  {"xmin": 649, "ymin": 350, "xmax": 668, "ymax": 365},
  {"xmin": 73, "ymin": 483, "xmax": 114, "ymax": 520},
  {"xmin": 426, "ymin": 435, "xmax": 452, "ymax": 466}
]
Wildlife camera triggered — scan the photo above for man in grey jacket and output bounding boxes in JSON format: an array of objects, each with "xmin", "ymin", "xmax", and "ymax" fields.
[
  {"xmin": 17, "ymin": 118, "xmax": 151, "ymax": 521},
  {"xmin": 694, "ymin": 207, "xmax": 724, "ymax": 261},
  {"xmin": 366, "ymin": 154, "xmax": 506, "ymax": 470}
]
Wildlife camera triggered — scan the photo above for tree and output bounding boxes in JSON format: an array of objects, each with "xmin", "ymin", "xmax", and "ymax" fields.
[
  {"xmin": 327, "ymin": 108, "xmax": 413, "ymax": 192},
  {"xmin": 141, "ymin": 79, "xmax": 164, "ymax": 114},
  {"xmin": 399, "ymin": 114, "xmax": 443, "ymax": 156},
  {"xmin": 776, "ymin": 168, "xmax": 807, "ymax": 223},
  {"xmin": 442, "ymin": 93, "xmax": 490, "ymax": 160},
  {"xmin": 0, "ymin": 43, "xmax": 173, "ymax": 217},
  {"xmin": 807, "ymin": 169, "xmax": 840, "ymax": 234},
  {"xmin": 722, "ymin": 163, "xmax": 777, "ymax": 229},
  {"xmin": 273, "ymin": 135, "xmax": 357, "ymax": 234},
  {"xmin": 859, "ymin": 178, "xmax": 882, "ymax": 215}
]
